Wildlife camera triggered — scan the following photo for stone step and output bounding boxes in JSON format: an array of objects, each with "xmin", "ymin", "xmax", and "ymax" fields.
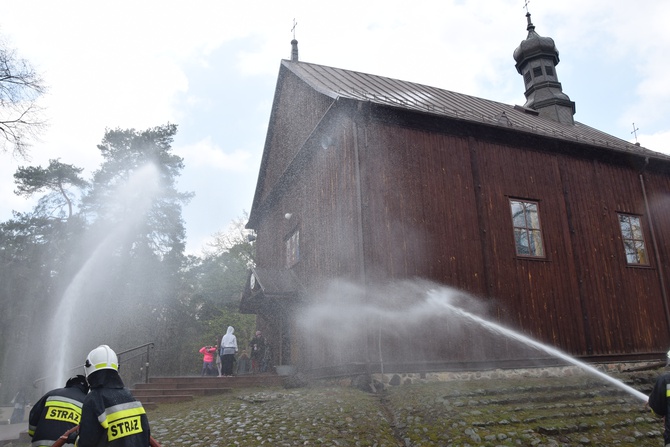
[
  {"xmin": 131, "ymin": 374, "xmax": 285, "ymax": 408},
  {"xmin": 137, "ymin": 374, "xmax": 284, "ymax": 390},
  {"xmin": 137, "ymin": 394, "xmax": 194, "ymax": 407},
  {"xmin": 132, "ymin": 387, "xmax": 231, "ymax": 398}
]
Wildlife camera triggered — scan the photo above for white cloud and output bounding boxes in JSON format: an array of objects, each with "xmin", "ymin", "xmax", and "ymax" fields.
[
  {"xmin": 175, "ymin": 138, "xmax": 254, "ymax": 172},
  {"xmin": 637, "ymin": 131, "xmax": 670, "ymax": 156}
]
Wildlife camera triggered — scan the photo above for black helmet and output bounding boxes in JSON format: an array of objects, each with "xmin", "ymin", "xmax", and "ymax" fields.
[{"xmin": 66, "ymin": 374, "xmax": 89, "ymax": 394}]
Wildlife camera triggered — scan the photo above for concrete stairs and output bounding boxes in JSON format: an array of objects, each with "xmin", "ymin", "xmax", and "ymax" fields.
[{"xmin": 132, "ymin": 374, "xmax": 285, "ymax": 409}]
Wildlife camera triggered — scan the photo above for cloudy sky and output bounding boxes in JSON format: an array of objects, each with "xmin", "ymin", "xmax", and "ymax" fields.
[{"xmin": 1, "ymin": 1, "xmax": 668, "ymax": 254}]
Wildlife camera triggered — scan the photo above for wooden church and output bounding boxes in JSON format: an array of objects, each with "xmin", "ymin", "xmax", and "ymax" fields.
[{"xmin": 242, "ymin": 13, "xmax": 670, "ymax": 375}]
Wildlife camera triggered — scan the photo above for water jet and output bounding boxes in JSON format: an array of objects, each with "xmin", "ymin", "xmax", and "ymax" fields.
[
  {"xmin": 425, "ymin": 288, "xmax": 649, "ymax": 402},
  {"xmin": 43, "ymin": 164, "xmax": 161, "ymax": 389},
  {"xmin": 300, "ymin": 280, "xmax": 650, "ymax": 403}
]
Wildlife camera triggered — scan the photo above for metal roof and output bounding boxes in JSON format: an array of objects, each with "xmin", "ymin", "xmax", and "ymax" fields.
[{"xmin": 283, "ymin": 60, "xmax": 668, "ymax": 161}]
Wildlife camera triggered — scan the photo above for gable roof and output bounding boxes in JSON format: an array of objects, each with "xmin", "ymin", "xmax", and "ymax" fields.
[
  {"xmin": 247, "ymin": 58, "xmax": 670, "ymax": 229},
  {"xmin": 282, "ymin": 59, "xmax": 668, "ymax": 161}
]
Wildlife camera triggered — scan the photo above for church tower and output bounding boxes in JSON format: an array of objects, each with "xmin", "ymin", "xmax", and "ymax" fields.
[{"xmin": 513, "ymin": 12, "xmax": 576, "ymax": 125}]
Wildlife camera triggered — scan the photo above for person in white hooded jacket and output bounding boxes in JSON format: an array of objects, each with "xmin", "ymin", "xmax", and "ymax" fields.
[{"xmin": 220, "ymin": 326, "xmax": 238, "ymax": 376}]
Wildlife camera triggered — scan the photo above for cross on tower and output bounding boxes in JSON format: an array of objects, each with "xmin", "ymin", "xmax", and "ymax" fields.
[
  {"xmin": 291, "ymin": 18, "xmax": 298, "ymax": 40},
  {"xmin": 523, "ymin": 0, "xmax": 531, "ymax": 13},
  {"xmin": 631, "ymin": 123, "xmax": 640, "ymax": 143}
]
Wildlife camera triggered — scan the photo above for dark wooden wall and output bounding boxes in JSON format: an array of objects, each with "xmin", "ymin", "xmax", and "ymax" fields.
[
  {"xmin": 252, "ymin": 74, "xmax": 670, "ymax": 371},
  {"xmin": 356, "ymin": 115, "xmax": 670, "ymax": 364},
  {"xmin": 257, "ymin": 69, "xmax": 334, "ymax": 207}
]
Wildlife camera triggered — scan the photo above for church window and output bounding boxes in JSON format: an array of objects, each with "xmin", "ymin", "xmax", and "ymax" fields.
[
  {"xmin": 285, "ymin": 229, "xmax": 300, "ymax": 268},
  {"xmin": 544, "ymin": 66, "xmax": 554, "ymax": 76},
  {"xmin": 618, "ymin": 213, "xmax": 648, "ymax": 265},
  {"xmin": 510, "ymin": 199, "xmax": 545, "ymax": 257},
  {"xmin": 532, "ymin": 66, "xmax": 543, "ymax": 77},
  {"xmin": 524, "ymin": 71, "xmax": 532, "ymax": 85}
]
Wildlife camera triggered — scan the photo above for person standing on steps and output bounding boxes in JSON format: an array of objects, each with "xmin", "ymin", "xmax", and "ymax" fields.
[
  {"xmin": 199, "ymin": 343, "xmax": 217, "ymax": 376},
  {"xmin": 249, "ymin": 330, "xmax": 267, "ymax": 374},
  {"xmin": 220, "ymin": 326, "xmax": 238, "ymax": 377},
  {"xmin": 28, "ymin": 375, "xmax": 89, "ymax": 447}
]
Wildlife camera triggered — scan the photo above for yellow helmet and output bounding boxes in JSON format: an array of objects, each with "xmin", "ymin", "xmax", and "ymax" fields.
[{"xmin": 84, "ymin": 345, "xmax": 119, "ymax": 377}]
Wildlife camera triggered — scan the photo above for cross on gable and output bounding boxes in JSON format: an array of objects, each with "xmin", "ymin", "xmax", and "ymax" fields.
[
  {"xmin": 631, "ymin": 123, "xmax": 640, "ymax": 143},
  {"xmin": 292, "ymin": 18, "xmax": 298, "ymax": 40}
]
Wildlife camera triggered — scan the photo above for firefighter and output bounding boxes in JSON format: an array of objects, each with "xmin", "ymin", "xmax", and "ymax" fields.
[
  {"xmin": 28, "ymin": 375, "xmax": 89, "ymax": 447},
  {"xmin": 75, "ymin": 345, "xmax": 151, "ymax": 447},
  {"xmin": 648, "ymin": 350, "xmax": 670, "ymax": 446}
]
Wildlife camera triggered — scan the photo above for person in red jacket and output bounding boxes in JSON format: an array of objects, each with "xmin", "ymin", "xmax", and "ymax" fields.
[{"xmin": 199, "ymin": 343, "xmax": 217, "ymax": 376}]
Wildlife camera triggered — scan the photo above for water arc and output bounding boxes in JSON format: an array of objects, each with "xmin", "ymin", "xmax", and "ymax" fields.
[
  {"xmin": 426, "ymin": 289, "xmax": 649, "ymax": 403},
  {"xmin": 43, "ymin": 163, "xmax": 161, "ymax": 389}
]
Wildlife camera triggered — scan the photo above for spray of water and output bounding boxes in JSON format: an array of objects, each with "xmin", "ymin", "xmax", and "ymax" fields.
[
  {"xmin": 425, "ymin": 289, "xmax": 649, "ymax": 402},
  {"xmin": 300, "ymin": 280, "xmax": 649, "ymax": 403},
  {"xmin": 44, "ymin": 164, "xmax": 161, "ymax": 389}
]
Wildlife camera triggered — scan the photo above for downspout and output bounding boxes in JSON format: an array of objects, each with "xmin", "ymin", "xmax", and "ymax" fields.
[
  {"xmin": 352, "ymin": 106, "xmax": 381, "ymax": 376},
  {"xmin": 352, "ymin": 117, "xmax": 366, "ymax": 291},
  {"xmin": 639, "ymin": 157, "xmax": 670, "ymax": 334}
]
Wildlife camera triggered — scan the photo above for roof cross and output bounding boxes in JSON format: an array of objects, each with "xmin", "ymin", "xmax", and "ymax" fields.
[
  {"xmin": 523, "ymin": 0, "xmax": 531, "ymax": 13},
  {"xmin": 631, "ymin": 122, "xmax": 640, "ymax": 143},
  {"xmin": 291, "ymin": 18, "xmax": 298, "ymax": 40}
]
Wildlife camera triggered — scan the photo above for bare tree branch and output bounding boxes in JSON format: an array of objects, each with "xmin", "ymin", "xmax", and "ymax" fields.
[{"xmin": 0, "ymin": 38, "xmax": 47, "ymax": 159}]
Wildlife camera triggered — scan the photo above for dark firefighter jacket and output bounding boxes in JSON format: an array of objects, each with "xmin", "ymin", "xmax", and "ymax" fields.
[
  {"xmin": 648, "ymin": 371, "xmax": 670, "ymax": 445},
  {"xmin": 29, "ymin": 383, "xmax": 88, "ymax": 447},
  {"xmin": 75, "ymin": 370, "xmax": 150, "ymax": 447}
]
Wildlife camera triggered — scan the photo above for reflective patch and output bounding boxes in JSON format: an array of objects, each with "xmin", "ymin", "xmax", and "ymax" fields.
[
  {"xmin": 107, "ymin": 415, "xmax": 143, "ymax": 441},
  {"xmin": 45, "ymin": 406, "xmax": 81, "ymax": 424}
]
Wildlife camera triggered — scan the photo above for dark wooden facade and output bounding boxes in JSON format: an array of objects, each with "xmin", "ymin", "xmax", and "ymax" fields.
[{"xmin": 243, "ymin": 58, "xmax": 670, "ymax": 375}]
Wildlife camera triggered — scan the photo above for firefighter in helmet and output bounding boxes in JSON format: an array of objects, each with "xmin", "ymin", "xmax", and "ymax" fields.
[
  {"xmin": 28, "ymin": 375, "xmax": 89, "ymax": 446},
  {"xmin": 75, "ymin": 345, "xmax": 151, "ymax": 447}
]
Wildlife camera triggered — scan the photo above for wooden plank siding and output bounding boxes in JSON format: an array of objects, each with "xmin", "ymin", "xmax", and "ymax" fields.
[
  {"xmin": 258, "ymin": 70, "xmax": 334, "ymax": 206},
  {"xmin": 472, "ymin": 141, "xmax": 586, "ymax": 356},
  {"xmin": 299, "ymin": 117, "xmax": 360, "ymax": 282},
  {"xmin": 641, "ymin": 171, "xmax": 670, "ymax": 347},
  {"xmin": 360, "ymin": 122, "xmax": 485, "ymax": 291},
  {"xmin": 353, "ymin": 114, "xmax": 669, "ymax": 363},
  {"xmin": 248, "ymin": 63, "xmax": 670, "ymax": 373},
  {"xmin": 560, "ymin": 159, "xmax": 670, "ymax": 355},
  {"xmin": 259, "ymin": 112, "xmax": 364, "ymax": 370}
]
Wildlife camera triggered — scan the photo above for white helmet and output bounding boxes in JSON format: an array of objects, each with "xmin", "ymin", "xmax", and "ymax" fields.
[{"xmin": 84, "ymin": 345, "xmax": 119, "ymax": 377}]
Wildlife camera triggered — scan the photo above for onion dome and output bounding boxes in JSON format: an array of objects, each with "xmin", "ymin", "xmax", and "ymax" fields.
[
  {"xmin": 513, "ymin": 13, "xmax": 559, "ymax": 74},
  {"xmin": 512, "ymin": 12, "xmax": 575, "ymax": 125}
]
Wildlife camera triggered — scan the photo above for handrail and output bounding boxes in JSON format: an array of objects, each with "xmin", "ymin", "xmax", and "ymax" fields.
[
  {"xmin": 118, "ymin": 343, "xmax": 155, "ymax": 384},
  {"xmin": 33, "ymin": 342, "xmax": 155, "ymax": 391}
]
